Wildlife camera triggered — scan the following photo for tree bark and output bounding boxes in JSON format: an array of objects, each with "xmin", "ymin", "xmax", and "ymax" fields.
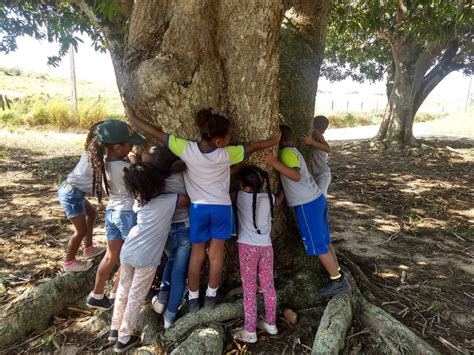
[{"xmin": 279, "ymin": 0, "xmax": 333, "ymax": 157}]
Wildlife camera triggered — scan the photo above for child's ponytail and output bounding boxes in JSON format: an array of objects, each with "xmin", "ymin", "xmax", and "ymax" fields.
[
  {"xmin": 87, "ymin": 136, "xmax": 109, "ymax": 203},
  {"xmin": 261, "ymin": 169, "xmax": 274, "ymax": 221}
]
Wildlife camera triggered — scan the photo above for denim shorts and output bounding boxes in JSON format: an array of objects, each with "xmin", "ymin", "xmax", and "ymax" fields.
[
  {"xmin": 105, "ymin": 209, "xmax": 137, "ymax": 241},
  {"xmin": 57, "ymin": 180, "xmax": 86, "ymax": 219}
]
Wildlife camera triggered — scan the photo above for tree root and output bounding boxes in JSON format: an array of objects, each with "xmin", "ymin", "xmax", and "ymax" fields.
[
  {"xmin": 170, "ymin": 323, "xmax": 224, "ymax": 354},
  {"xmin": 0, "ymin": 263, "xmax": 98, "ymax": 348},
  {"xmin": 311, "ymin": 293, "xmax": 353, "ymax": 354},
  {"xmin": 164, "ymin": 301, "xmax": 243, "ymax": 343}
]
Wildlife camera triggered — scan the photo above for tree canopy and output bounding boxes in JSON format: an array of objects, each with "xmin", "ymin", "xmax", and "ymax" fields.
[{"xmin": 323, "ymin": 0, "xmax": 473, "ymax": 84}]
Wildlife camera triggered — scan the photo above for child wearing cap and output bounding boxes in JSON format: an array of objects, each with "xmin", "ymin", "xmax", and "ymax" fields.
[
  {"xmin": 261, "ymin": 125, "xmax": 351, "ymax": 298},
  {"xmin": 86, "ymin": 120, "xmax": 146, "ymax": 310},
  {"xmin": 57, "ymin": 122, "xmax": 106, "ymax": 272}
]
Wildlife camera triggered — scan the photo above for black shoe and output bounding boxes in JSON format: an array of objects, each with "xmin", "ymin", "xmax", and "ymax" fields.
[
  {"xmin": 318, "ymin": 277, "xmax": 351, "ymax": 298},
  {"xmin": 86, "ymin": 295, "xmax": 113, "ymax": 310},
  {"xmin": 188, "ymin": 298, "xmax": 200, "ymax": 313},
  {"xmin": 204, "ymin": 295, "xmax": 217, "ymax": 309},
  {"xmin": 108, "ymin": 329, "xmax": 118, "ymax": 342},
  {"xmin": 114, "ymin": 335, "xmax": 140, "ymax": 353}
]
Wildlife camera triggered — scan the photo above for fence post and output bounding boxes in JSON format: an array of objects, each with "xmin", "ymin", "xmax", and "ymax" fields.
[
  {"xmin": 5, "ymin": 95, "xmax": 10, "ymax": 110},
  {"xmin": 331, "ymin": 100, "xmax": 334, "ymax": 111},
  {"xmin": 0, "ymin": 95, "xmax": 4, "ymax": 111}
]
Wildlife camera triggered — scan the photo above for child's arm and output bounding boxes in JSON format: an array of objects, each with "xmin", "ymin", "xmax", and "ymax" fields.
[
  {"xmin": 125, "ymin": 102, "xmax": 168, "ymax": 146},
  {"xmin": 245, "ymin": 129, "xmax": 281, "ymax": 156},
  {"xmin": 275, "ymin": 190, "xmax": 285, "ymax": 207},
  {"xmin": 260, "ymin": 152, "xmax": 301, "ymax": 182},
  {"xmin": 301, "ymin": 132, "xmax": 331, "ymax": 153},
  {"xmin": 177, "ymin": 195, "xmax": 190, "ymax": 207}
]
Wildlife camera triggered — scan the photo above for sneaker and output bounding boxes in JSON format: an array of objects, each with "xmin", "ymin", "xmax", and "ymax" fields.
[
  {"xmin": 86, "ymin": 294, "xmax": 113, "ymax": 310},
  {"xmin": 188, "ymin": 298, "xmax": 200, "ymax": 313},
  {"xmin": 204, "ymin": 295, "xmax": 217, "ymax": 309},
  {"xmin": 109, "ymin": 296, "xmax": 115, "ymax": 307},
  {"xmin": 232, "ymin": 328, "xmax": 257, "ymax": 343},
  {"xmin": 164, "ymin": 318, "xmax": 173, "ymax": 329},
  {"xmin": 151, "ymin": 295, "xmax": 166, "ymax": 314},
  {"xmin": 108, "ymin": 329, "xmax": 118, "ymax": 342},
  {"xmin": 318, "ymin": 277, "xmax": 351, "ymax": 298},
  {"xmin": 257, "ymin": 320, "xmax": 278, "ymax": 335},
  {"xmin": 83, "ymin": 246, "xmax": 106, "ymax": 260},
  {"xmin": 63, "ymin": 259, "xmax": 93, "ymax": 272},
  {"xmin": 114, "ymin": 335, "xmax": 140, "ymax": 353}
]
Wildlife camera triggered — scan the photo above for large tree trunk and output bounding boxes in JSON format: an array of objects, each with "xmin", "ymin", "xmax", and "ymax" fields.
[{"xmin": 279, "ymin": 0, "xmax": 333, "ymax": 157}]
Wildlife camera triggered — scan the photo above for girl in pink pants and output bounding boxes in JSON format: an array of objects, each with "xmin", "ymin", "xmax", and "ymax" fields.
[{"xmin": 232, "ymin": 166, "xmax": 282, "ymax": 343}]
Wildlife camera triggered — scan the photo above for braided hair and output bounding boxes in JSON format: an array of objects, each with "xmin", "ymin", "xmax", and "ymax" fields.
[
  {"xmin": 239, "ymin": 166, "xmax": 274, "ymax": 234},
  {"xmin": 85, "ymin": 121, "xmax": 105, "ymax": 149},
  {"xmin": 86, "ymin": 136, "xmax": 109, "ymax": 203}
]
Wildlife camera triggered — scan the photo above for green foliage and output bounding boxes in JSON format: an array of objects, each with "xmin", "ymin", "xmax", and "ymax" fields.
[
  {"xmin": 328, "ymin": 112, "xmax": 382, "ymax": 128},
  {"xmin": 0, "ymin": 0, "xmax": 121, "ymax": 66}
]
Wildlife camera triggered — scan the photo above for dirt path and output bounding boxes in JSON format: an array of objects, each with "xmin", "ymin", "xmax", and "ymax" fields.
[{"xmin": 0, "ymin": 129, "xmax": 472, "ymax": 353}]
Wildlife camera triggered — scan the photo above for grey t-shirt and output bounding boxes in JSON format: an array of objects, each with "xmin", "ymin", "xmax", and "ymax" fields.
[
  {"xmin": 120, "ymin": 193, "xmax": 177, "ymax": 268},
  {"xmin": 279, "ymin": 147, "xmax": 321, "ymax": 207},
  {"xmin": 164, "ymin": 173, "xmax": 189, "ymax": 223},
  {"xmin": 311, "ymin": 150, "xmax": 330, "ymax": 177},
  {"xmin": 105, "ymin": 160, "xmax": 134, "ymax": 211},
  {"xmin": 236, "ymin": 191, "xmax": 274, "ymax": 247},
  {"xmin": 67, "ymin": 152, "xmax": 93, "ymax": 194}
]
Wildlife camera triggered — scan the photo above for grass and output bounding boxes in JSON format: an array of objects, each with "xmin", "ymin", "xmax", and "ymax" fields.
[{"xmin": 0, "ymin": 66, "xmax": 123, "ymax": 130}]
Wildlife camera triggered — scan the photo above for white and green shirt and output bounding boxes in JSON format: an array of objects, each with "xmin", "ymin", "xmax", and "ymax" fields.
[
  {"xmin": 167, "ymin": 134, "xmax": 245, "ymax": 205},
  {"xmin": 279, "ymin": 147, "xmax": 321, "ymax": 207}
]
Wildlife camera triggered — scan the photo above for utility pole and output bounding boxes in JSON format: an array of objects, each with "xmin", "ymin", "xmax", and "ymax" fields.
[
  {"xmin": 70, "ymin": 47, "xmax": 78, "ymax": 124},
  {"xmin": 465, "ymin": 75, "xmax": 472, "ymax": 112}
]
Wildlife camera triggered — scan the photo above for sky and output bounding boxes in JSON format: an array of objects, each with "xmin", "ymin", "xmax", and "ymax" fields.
[{"xmin": 0, "ymin": 36, "xmax": 471, "ymax": 102}]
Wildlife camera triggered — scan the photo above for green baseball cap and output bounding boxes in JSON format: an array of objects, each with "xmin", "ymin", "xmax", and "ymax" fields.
[{"xmin": 97, "ymin": 120, "xmax": 145, "ymax": 145}]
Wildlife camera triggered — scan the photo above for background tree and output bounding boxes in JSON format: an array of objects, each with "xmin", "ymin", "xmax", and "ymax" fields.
[{"xmin": 322, "ymin": 0, "xmax": 473, "ymax": 148}]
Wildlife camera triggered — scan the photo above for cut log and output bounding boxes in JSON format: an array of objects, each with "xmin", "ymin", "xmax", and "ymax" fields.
[
  {"xmin": 312, "ymin": 293, "xmax": 353, "ymax": 354},
  {"xmin": 0, "ymin": 265, "xmax": 97, "ymax": 348},
  {"xmin": 170, "ymin": 323, "xmax": 224, "ymax": 355},
  {"xmin": 164, "ymin": 301, "xmax": 243, "ymax": 343}
]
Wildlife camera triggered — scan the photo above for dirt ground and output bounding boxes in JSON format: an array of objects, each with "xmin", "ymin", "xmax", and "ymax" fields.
[{"xmin": 0, "ymin": 128, "xmax": 472, "ymax": 353}]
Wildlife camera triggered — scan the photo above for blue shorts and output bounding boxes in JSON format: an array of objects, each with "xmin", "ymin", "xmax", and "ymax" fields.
[
  {"xmin": 57, "ymin": 180, "xmax": 86, "ymax": 219},
  {"xmin": 189, "ymin": 204, "xmax": 232, "ymax": 243},
  {"xmin": 294, "ymin": 195, "xmax": 331, "ymax": 255},
  {"xmin": 105, "ymin": 209, "xmax": 137, "ymax": 241}
]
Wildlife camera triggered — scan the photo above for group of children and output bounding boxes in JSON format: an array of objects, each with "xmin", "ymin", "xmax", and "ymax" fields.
[{"xmin": 57, "ymin": 107, "xmax": 350, "ymax": 352}]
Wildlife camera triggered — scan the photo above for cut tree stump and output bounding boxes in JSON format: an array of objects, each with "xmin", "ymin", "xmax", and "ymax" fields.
[
  {"xmin": 170, "ymin": 323, "xmax": 224, "ymax": 355},
  {"xmin": 0, "ymin": 265, "xmax": 97, "ymax": 348}
]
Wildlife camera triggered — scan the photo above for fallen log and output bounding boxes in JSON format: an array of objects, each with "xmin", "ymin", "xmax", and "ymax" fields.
[
  {"xmin": 170, "ymin": 323, "xmax": 225, "ymax": 355},
  {"xmin": 0, "ymin": 265, "xmax": 98, "ymax": 348},
  {"xmin": 164, "ymin": 301, "xmax": 243, "ymax": 343}
]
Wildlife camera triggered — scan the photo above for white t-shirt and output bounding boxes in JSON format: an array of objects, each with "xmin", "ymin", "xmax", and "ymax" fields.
[
  {"xmin": 164, "ymin": 173, "xmax": 189, "ymax": 223},
  {"xmin": 167, "ymin": 135, "xmax": 245, "ymax": 205},
  {"xmin": 67, "ymin": 152, "xmax": 93, "ymax": 194},
  {"xmin": 120, "ymin": 193, "xmax": 177, "ymax": 268},
  {"xmin": 105, "ymin": 160, "xmax": 134, "ymax": 211},
  {"xmin": 279, "ymin": 147, "xmax": 321, "ymax": 207},
  {"xmin": 236, "ymin": 191, "xmax": 274, "ymax": 247},
  {"xmin": 311, "ymin": 150, "xmax": 330, "ymax": 177}
]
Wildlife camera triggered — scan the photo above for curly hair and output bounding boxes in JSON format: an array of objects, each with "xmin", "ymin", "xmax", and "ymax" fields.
[
  {"xmin": 195, "ymin": 108, "xmax": 231, "ymax": 141},
  {"xmin": 85, "ymin": 121, "xmax": 105, "ymax": 149},
  {"xmin": 142, "ymin": 145, "xmax": 186, "ymax": 177},
  {"xmin": 123, "ymin": 164, "xmax": 166, "ymax": 207},
  {"xmin": 238, "ymin": 165, "xmax": 274, "ymax": 234},
  {"xmin": 86, "ymin": 136, "xmax": 109, "ymax": 203}
]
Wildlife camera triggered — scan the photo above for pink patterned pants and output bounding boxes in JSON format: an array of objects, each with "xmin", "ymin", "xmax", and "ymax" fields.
[
  {"xmin": 111, "ymin": 263, "xmax": 156, "ymax": 343},
  {"xmin": 238, "ymin": 243, "xmax": 277, "ymax": 333}
]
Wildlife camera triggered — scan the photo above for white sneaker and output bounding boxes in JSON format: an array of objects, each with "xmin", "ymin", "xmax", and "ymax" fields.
[
  {"xmin": 257, "ymin": 320, "xmax": 278, "ymax": 335},
  {"xmin": 232, "ymin": 328, "xmax": 257, "ymax": 343},
  {"xmin": 164, "ymin": 319, "xmax": 172, "ymax": 329},
  {"xmin": 63, "ymin": 259, "xmax": 93, "ymax": 272},
  {"xmin": 151, "ymin": 295, "xmax": 165, "ymax": 314}
]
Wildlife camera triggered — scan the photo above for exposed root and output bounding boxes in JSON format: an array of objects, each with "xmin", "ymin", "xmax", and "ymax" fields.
[{"xmin": 170, "ymin": 323, "xmax": 224, "ymax": 354}]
